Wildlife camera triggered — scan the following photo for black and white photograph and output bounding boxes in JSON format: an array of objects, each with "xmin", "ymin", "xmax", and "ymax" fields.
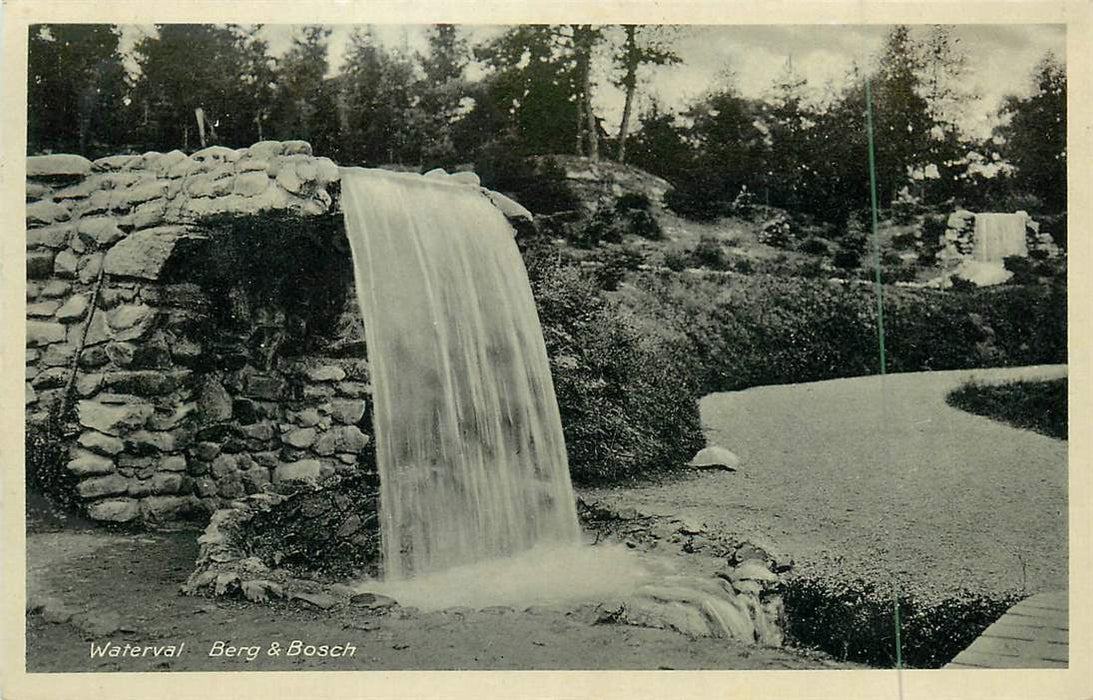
[{"xmin": 3, "ymin": 2, "xmax": 1088, "ymax": 697}]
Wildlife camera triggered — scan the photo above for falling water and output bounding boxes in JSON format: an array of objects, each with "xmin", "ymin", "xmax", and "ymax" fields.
[
  {"xmin": 340, "ymin": 168, "xmax": 582, "ymax": 580},
  {"xmin": 972, "ymin": 213, "xmax": 1028, "ymax": 262}
]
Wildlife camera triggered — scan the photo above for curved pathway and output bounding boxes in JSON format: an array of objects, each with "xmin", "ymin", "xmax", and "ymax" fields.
[{"xmin": 582, "ymin": 365, "xmax": 1068, "ymax": 600}]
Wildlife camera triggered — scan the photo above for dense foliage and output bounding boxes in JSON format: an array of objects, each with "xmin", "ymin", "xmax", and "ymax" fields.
[
  {"xmin": 947, "ymin": 378, "xmax": 1068, "ymax": 440},
  {"xmin": 616, "ymin": 270, "xmax": 1066, "ymax": 395},
  {"xmin": 524, "ymin": 242, "xmax": 705, "ymax": 484},
  {"xmin": 782, "ymin": 574, "xmax": 1023, "ymax": 668},
  {"xmin": 27, "ymin": 24, "xmax": 1065, "ymax": 221}
]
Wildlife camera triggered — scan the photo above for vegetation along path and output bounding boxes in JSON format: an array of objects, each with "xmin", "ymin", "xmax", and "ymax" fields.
[{"xmin": 582, "ymin": 365, "xmax": 1068, "ymax": 603}]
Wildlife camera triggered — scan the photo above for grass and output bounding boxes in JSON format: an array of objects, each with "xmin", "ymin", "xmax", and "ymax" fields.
[{"xmin": 946, "ymin": 378, "xmax": 1068, "ymax": 440}]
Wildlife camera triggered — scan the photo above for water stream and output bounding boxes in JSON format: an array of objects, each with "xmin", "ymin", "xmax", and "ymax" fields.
[{"xmin": 341, "ymin": 168, "xmax": 581, "ymax": 580}]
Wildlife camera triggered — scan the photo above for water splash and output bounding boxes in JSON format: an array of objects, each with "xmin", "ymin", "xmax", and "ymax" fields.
[{"xmin": 340, "ymin": 168, "xmax": 581, "ymax": 579}]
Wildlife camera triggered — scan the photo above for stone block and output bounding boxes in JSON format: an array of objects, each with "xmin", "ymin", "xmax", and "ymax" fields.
[
  {"xmin": 55, "ymin": 294, "xmax": 90, "ymax": 322},
  {"xmin": 217, "ymin": 477, "xmax": 245, "ymax": 498},
  {"xmin": 27, "ymin": 223, "xmax": 73, "ymax": 249},
  {"xmin": 27, "ymin": 200, "xmax": 71, "ymax": 225},
  {"xmin": 159, "ymin": 454, "xmax": 188, "ymax": 472},
  {"xmin": 82, "ymin": 311, "xmax": 113, "ymax": 346},
  {"xmin": 41, "ymin": 343, "xmax": 74, "ymax": 367},
  {"xmin": 245, "ymin": 374, "xmax": 286, "ymax": 400},
  {"xmin": 31, "ymin": 367, "xmax": 68, "ymax": 389},
  {"xmin": 26, "ymin": 300, "xmax": 61, "ymax": 317},
  {"xmin": 77, "ymin": 398, "xmax": 152, "ymax": 435},
  {"xmin": 306, "ymin": 364, "xmax": 346, "ymax": 382},
  {"xmin": 283, "ymin": 427, "xmax": 318, "ymax": 449},
  {"xmin": 78, "ymin": 473, "xmax": 130, "ymax": 498},
  {"xmin": 78, "ymin": 430, "xmax": 125, "ymax": 456},
  {"xmin": 26, "ymin": 251, "xmax": 55, "ymax": 279},
  {"xmin": 27, "ymin": 154, "xmax": 92, "ymax": 178},
  {"xmin": 101, "ymin": 369, "xmax": 183, "ymax": 396},
  {"xmin": 124, "ymin": 429, "xmax": 178, "ymax": 455},
  {"xmin": 87, "ymin": 498, "xmax": 139, "ymax": 522},
  {"xmin": 53, "ymin": 249, "xmax": 79, "ymax": 278},
  {"xmin": 314, "ymin": 426, "xmax": 369, "ymax": 456},
  {"xmin": 241, "ymin": 467, "xmax": 271, "ymax": 493},
  {"xmin": 330, "ymin": 399, "xmax": 367, "ymax": 425},
  {"xmin": 102, "ymin": 226, "xmax": 204, "ymax": 280},
  {"xmin": 234, "ymin": 171, "xmax": 271, "ymax": 197},
  {"xmin": 124, "ymin": 181, "xmax": 169, "ymax": 205},
  {"xmin": 67, "ymin": 448, "xmax": 115, "ymax": 476},
  {"xmin": 140, "ymin": 495, "xmax": 196, "ymax": 522},
  {"xmin": 75, "ymin": 372, "xmax": 103, "ymax": 397},
  {"xmin": 25, "ymin": 383, "xmax": 37, "ymax": 405},
  {"xmin": 77, "ymin": 252, "xmax": 104, "ymax": 284},
  {"xmin": 273, "ymin": 459, "xmax": 322, "ymax": 483},
  {"xmin": 336, "ymin": 381, "xmax": 371, "ymax": 398},
  {"xmin": 76, "ymin": 217, "xmax": 125, "ymax": 247},
  {"xmin": 26, "ymin": 321, "xmax": 65, "ymax": 347},
  {"xmin": 191, "ymin": 442, "xmax": 221, "ymax": 462},
  {"xmin": 41, "ymin": 280, "xmax": 71, "ymax": 298},
  {"xmin": 151, "ymin": 472, "xmax": 185, "ymax": 495},
  {"xmin": 211, "ymin": 454, "xmax": 239, "ymax": 479},
  {"xmin": 26, "ymin": 182, "xmax": 52, "ymax": 199}
]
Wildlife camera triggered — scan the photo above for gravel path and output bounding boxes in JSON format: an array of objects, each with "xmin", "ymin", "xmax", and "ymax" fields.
[{"xmin": 582, "ymin": 365, "xmax": 1068, "ymax": 600}]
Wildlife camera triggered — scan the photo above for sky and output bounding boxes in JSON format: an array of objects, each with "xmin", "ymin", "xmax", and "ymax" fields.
[{"xmin": 119, "ymin": 23, "xmax": 1065, "ymax": 140}]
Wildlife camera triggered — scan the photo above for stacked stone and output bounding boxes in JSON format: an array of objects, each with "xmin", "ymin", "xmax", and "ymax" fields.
[
  {"xmin": 939, "ymin": 209, "xmax": 976, "ymax": 262},
  {"xmin": 1016, "ymin": 210, "xmax": 1061, "ymax": 258},
  {"xmin": 25, "ymin": 141, "xmax": 363, "ymax": 527}
]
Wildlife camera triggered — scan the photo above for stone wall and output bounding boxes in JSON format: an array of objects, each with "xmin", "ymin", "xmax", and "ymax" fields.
[
  {"xmin": 25, "ymin": 141, "xmax": 368, "ymax": 527},
  {"xmin": 26, "ymin": 140, "xmax": 530, "ymax": 529}
]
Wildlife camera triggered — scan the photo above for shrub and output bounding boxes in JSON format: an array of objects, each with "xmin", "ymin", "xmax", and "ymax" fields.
[
  {"xmin": 692, "ymin": 234, "xmax": 729, "ymax": 270},
  {"xmin": 594, "ymin": 244, "xmax": 644, "ymax": 291},
  {"xmin": 798, "ymin": 237, "xmax": 831, "ymax": 256},
  {"xmin": 525, "ymin": 250, "xmax": 705, "ymax": 484},
  {"xmin": 618, "ymin": 270, "xmax": 1067, "ymax": 396},
  {"xmin": 26, "ymin": 404, "xmax": 82, "ymax": 513},
  {"xmin": 570, "ymin": 203, "xmax": 623, "ymax": 249},
  {"xmin": 947, "ymin": 378, "xmax": 1067, "ymax": 440},
  {"xmin": 626, "ymin": 208, "xmax": 664, "ymax": 240},
  {"xmin": 663, "ymin": 246, "xmax": 690, "ymax": 272},
  {"xmin": 783, "ymin": 574, "xmax": 1023, "ymax": 668},
  {"xmin": 833, "ymin": 247, "xmax": 862, "ymax": 270},
  {"xmin": 615, "ymin": 192, "xmax": 652, "ymax": 212},
  {"xmin": 475, "ymin": 150, "xmax": 580, "ymax": 215}
]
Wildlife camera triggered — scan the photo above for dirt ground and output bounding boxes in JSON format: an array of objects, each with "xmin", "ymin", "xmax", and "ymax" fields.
[
  {"xmin": 24, "ymin": 506, "xmax": 847, "ymax": 672},
  {"xmin": 583, "ymin": 365, "xmax": 1069, "ymax": 603}
]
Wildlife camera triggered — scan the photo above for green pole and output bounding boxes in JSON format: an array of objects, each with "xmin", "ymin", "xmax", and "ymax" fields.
[{"xmin": 865, "ymin": 79, "xmax": 901, "ymax": 671}]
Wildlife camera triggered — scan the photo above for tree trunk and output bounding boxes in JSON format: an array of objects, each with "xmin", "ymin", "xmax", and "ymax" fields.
[
  {"xmin": 585, "ymin": 56, "xmax": 599, "ymax": 162},
  {"xmin": 616, "ymin": 26, "xmax": 638, "ymax": 163}
]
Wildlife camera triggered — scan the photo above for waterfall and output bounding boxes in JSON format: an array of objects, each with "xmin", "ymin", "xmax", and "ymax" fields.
[
  {"xmin": 340, "ymin": 168, "xmax": 582, "ymax": 580},
  {"xmin": 972, "ymin": 213, "xmax": 1028, "ymax": 262}
]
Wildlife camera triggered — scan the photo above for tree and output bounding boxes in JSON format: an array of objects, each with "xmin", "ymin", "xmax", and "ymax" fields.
[
  {"xmin": 474, "ymin": 25, "xmax": 580, "ymax": 156},
  {"xmin": 415, "ymin": 24, "xmax": 472, "ymax": 165},
  {"xmin": 612, "ymin": 25, "xmax": 679, "ymax": 163},
  {"xmin": 130, "ymin": 24, "xmax": 275, "ymax": 151},
  {"xmin": 27, "ymin": 24, "xmax": 129, "ymax": 156},
  {"xmin": 338, "ymin": 28, "xmax": 423, "ymax": 165},
  {"xmin": 761, "ymin": 57, "xmax": 818, "ymax": 211},
  {"xmin": 269, "ymin": 25, "xmax": 339, "ymax": 155},
  {"xmin": 996, "ymin": 53, "xmax": 1066, "ymax": 212},
  {"xmin": 869, "ymin": 25, "xmax": 934, "ymax": 207},
  {"xmin": 570, "ymin": 24, "xmax": 604, "ymax": 160}
]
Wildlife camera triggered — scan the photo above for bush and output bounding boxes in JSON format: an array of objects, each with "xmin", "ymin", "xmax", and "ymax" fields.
[
  {"xmin": 618, "ymin": 270, "xmax": 1067, "ymax": 396},
  {"xmin": 947, "ymin": 378, "xmax": 1067, "ymax": 440},
  {"xmin": 783, "ymin": 574, "xmax": 1023, "ymax": 668},
  {"xmin": 663, "ymin": 246, "xmax": 690, "ymax": 272},
  {"xmin": 525, "ymin": 250, "xmax": 705, "ymax": 484},
  {"xmin": 798, "ymin": 237, "xmax": 831, "ymax": 256},
  {"xmin": 26, "ymin": 404, "xmax": 82, "ymax": 513},
  {"xmin": 626, "ymin": 208, "xmax": 664, "ymax": 240},
  {"xmin": 475, "ymin": 149, "xmax": 580, "ymax": 215},
  {"xmin": 570, "ymin": 203, "xmax": 623, "ymax": 249},
  {"xmin": 615, "ymin": 192, "xmax": 652, "ymax": 212},
  {"xmin": 833, "ymin": 247, "xmax": 862, "ymax": 270},
  {"xmin": 594, "ymin": 244, "xmax": 645, "ymax": 291},
  {"xmin": 692, "ymin": 234, "xmax": 729, "ymax": 270}
]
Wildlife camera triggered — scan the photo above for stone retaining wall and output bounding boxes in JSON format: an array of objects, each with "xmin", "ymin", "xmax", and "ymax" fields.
[{"xmin": 25, "ymin": 141, "xmax": 363, "ymax": 527}]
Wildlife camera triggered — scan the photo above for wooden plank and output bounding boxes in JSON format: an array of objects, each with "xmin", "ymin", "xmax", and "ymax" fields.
[
  {"xmin": 984, "ymin": 621, "xmax": 1069, "ymax": 645},
  {"xmin": 945, "ymin": 591, "xmax": 1068, "ymax": 669},
  {"xmin": 1002, "ymin": 610, "xmax": 1069, "ymax": 629},
  {"xmin": 950, "ymin": 649, "xmax": 1067, "ymax": 669}
]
